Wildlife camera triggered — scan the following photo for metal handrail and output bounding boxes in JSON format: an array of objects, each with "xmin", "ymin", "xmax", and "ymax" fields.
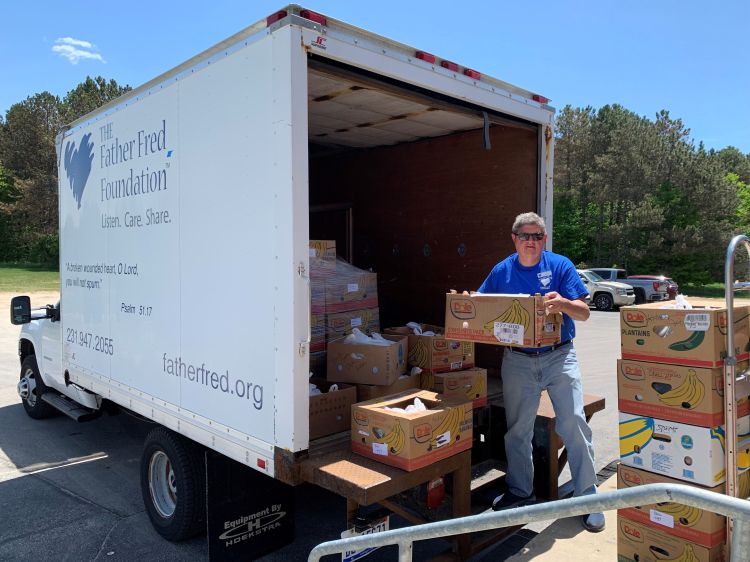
[{"xmin": 308, "ymin": 484, "xmax": 750, "ymax": 561}]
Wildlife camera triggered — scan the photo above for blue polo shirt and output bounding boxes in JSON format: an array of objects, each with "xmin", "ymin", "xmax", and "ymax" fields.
[{"xmin": 478, "ymin": 250, "xmax": 588, "ymax": 343}]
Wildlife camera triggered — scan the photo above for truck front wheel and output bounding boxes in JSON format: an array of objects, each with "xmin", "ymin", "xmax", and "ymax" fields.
[
  {"xmin": 140, "ymin": 427, "xmax": 206, "ymax": 541},
  {"xmin": 18, "ymin": 356, "xmax": 57, "ymax": 419},
  {"xmin": 593, "ymin": 293, "xmax": 614, "ymax": 311}
]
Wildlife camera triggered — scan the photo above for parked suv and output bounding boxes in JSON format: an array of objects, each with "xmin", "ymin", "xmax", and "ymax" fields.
[
  {"xmin": 578, "ymin": 269, "xmax": 636, "ymax": 311},
  {"xmin": 589, "ymin": 268, "xmax": 670, "ymax": 304}
]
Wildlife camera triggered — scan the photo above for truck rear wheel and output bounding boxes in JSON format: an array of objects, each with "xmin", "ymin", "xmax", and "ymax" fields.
[
  {"xmin": 593, "ymin": 293, "xmax": 614, "ymax": 311},
  {"xmin": 633, "ymin": 288, "xmax": 646, "ymax": 304},
  {"xmin": 18, "ymin": 356, "xmax": 57, "ymax": 419},
  {"xmin": 140, "ymin": 426, "xmax": 206, "ymax": 541}
]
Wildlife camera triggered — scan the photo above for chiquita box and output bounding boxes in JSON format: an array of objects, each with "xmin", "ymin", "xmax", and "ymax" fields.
[
  {"xmin": 617, "ymin": 359, "xmax": 750, "ymax": 427},
  {"xmin": 620, "ymin": 299, "xmax": 750, "ymax": 367},
  {"xmin": 351, "ymin": 389, "xmax": 472, "ymax": 471},
  {"xmin": 444, "ymin": 292, "xmax": 562, "ymax": 348},
  {"xmin": 619, "ymin": 412, "xmax": 750, "ymax": 487},
  {"xmin": 617, "ymin": 514, "xmax": 725, "ymax": 562}
]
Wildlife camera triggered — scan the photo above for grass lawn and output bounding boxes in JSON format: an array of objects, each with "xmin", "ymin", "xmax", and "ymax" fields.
[
  {"xmin": 0, "ymin": 264, "xmax": 60, "ymax": 292},
  {"xmin": 680, "ymin": 283, "xmax": 750, "ymax": 299}
]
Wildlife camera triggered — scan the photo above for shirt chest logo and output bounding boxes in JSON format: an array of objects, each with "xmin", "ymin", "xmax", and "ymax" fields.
[{"xmin": 538, "ymin": 270, "xmax": 552, "ymax": 288}]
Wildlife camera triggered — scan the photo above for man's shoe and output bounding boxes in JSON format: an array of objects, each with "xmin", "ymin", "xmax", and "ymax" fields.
[
  {"xmin": 491, "ymin": 491, "xmax": 536, "ymax": 511},
  {"xmin": 582, "ymin": 512, "xmax": 605, "ymax": 533}
]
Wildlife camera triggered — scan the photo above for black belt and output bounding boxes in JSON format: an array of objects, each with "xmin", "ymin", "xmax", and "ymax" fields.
[{"xmin": 509, "ymin": 340, "xmax": 572, "ymax": 356}]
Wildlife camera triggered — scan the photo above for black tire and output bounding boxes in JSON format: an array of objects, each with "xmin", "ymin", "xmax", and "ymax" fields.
[
  {"xmin": 634, "ymin": 288, "xmax": 646, "ymax": 304},
  {"xmin": 19, "ymin": 355, "xmax": 57, "ymax": 419},
  {"xmin": 140, "ymin": 426, "xmax": 206, "ymax": 541},
  {"xmin": 593, "ymin": 293, "xmax": 614, "ymax": 311}
]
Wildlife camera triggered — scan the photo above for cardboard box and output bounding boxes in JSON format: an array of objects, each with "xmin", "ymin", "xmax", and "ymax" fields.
[
  {"xmin": 309, "ymin": 379, "xmax": 357, "ymax": 440},
  {"xmin": 309, "ymin": 240, "xmax": 336, "ymax": 268},
  {"xmin": 384, "ymin": 324, "xmax": 474, "ymax": 373},
  {"xmin": 421, "ymin": 367, "xmax": 488, "ymax": 409},
  {"xmin": 323, "ymin": 270, "xmax": 378, "ymax": 313},
  {"xmin": 620, "ymin": 299, "xmax": 750, "ymax": 367},
  {"xmin": 444, "ymin": 292, "xmax": 562, "ymax": 348},
  {"xmin": 618, "ymin": 359, "xmax": 750, "ymax": 427},
  {"xmin": 356, "ymin": 372, "xmax": 421, "ymax": 402},
  {"xmin": 619, "ymin": 412, "xmax": 750, "ymax": 486},
  {"xmin": 327, "ymin": 334, "xmax": 407, "ymax": 386},
  {"xmin": 617, "ymin": 464, "xmax": 734, "ymax": 547},
  {"xmin": 617, "ymin": 514, "xmax": 725, "ymax": 562},
  {"xmin": 351, "ymin": 389, "xmax": 472, "ymax": 471},
  {"xmin": 326, "ymin": 308, "xmax": 380, "ymax": 341}
]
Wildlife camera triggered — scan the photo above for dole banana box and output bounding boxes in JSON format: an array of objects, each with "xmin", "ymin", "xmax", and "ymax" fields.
[
  {"xmin": 356, "ymin": 372, "xmax": 421, "ymax": 401},
  {"xmin": 308, "ymin": 379, "xmax": 357, "ymax": 440},
  {"xmin": 619, "ymin": 412, "xmax": 750, "ymax": 487},
  {"xmin": 351, "ymin": 389, "xmax": 472, "ymax": 471},
  {"xmin": 325, "ymin": 308, "xmax": 380, "ymax": 341},
  {"xmin": 616, "ymin": 464, "xmax": 744, "ymax": 547},
  {"xmin": 620, "ymin": 299, "xmax": 750, "ymax": 368},
  {"xmin": 617, "ymin": 514, "xmax": 725, "ymax": 562},
  {"xmin": 327, "ymin": 334, "xmax": 407, "ymax": 386},
  {"xmin": 444, "ymin": 292, "xmax": 562, "ymax": 348},
  {"xmin": 618, "ymin": 359, "xmax": 750, "ymax": 427},
  {"xmin": 384, "ymin": 324, "xmax": 475, "ymax": 374},
  {"xmin": 420, "ymin": 367, "xmax": 488, "ymax": 409}
]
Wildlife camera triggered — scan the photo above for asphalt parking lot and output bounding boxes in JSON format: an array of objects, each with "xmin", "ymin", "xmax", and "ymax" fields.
[{"xmin": 0, "ymin": 291, "xmax": 621, "ymax": 561}]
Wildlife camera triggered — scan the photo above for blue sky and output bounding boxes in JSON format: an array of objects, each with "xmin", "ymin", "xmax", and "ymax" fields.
[{"xmin": 3, "ymin": 1, "xmax": 748, "ymax": 153}]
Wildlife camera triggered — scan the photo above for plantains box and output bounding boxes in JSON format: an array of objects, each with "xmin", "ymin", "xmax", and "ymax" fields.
[
  {"xmin": 617, "ymin": 359, "xmax": 750, "ymax": 427},
  {"xmin": 309, "ymin": 379, "xmax": 357, "ymax": 440},
  {"xmin": 444, "ymin": 292, "xmax": 562, "ymax": 348},
  {"xmin": 384, "ymin": 324, "xmax": 474, "ymax": 374},
  {"xmin": 350, "ymin": 389, "xmax": 472, "ymax": 471},
  {"xmin": 617, "ymin": 514, "xmax": 725, "ymax": 562},
  {"xmin": 421, "ymin": 367, "xmax": 488, "ymax": 409},
  {"xmin": 620, "ymin": 299, "xmax": 750, "ymax": 367},
  {"xmin": 356, "ymin": 372, "xmax": 421, "ymax": 402},
  {"xmin": 327, "ymin": 334, "xmax": 407, "ymax": 386},
  {"xmin": 616, "ymin": 464, "xmax": 747, "ymax": 547},
  {"xmin": 619, "ymin": 412, "xmax": 750, "ymax": 486}
]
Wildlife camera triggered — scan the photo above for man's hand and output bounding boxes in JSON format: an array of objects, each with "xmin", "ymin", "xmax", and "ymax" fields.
[{"xmin": 544, "ymin": 292, "xmax": 590, "ymax": 321}]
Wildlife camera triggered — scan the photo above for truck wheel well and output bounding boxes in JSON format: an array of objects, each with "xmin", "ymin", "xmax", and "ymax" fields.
[{"xmin": 19, "ymin": 339, "xmax": 35, "ymax": 363}]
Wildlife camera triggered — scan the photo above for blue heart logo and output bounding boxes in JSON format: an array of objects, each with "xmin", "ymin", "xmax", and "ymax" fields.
[{"xmin": 64, "ymin": 132, "xmax": 95, "ymax": 209}]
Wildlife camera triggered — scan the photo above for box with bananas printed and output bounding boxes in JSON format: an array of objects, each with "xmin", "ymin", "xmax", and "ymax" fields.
[
  {"xmin": 620, "ymin": 299, "xmax": 750, "ymax": 368},
  {"xmin": 444, "ymin": 292, "xmax": 562, "ymax": 348},
  {"xmin": 420, "ymin": 367, "xmax": 488, "ymax": 409},
  {"xmin": 350, "ymin": 389, "xmax": 472, "ymax": 471},
  {"xmin": 617, "ymin": 464, "xmax": 750, "ymax": 547},
  {"xmin": 617, "ymin": 359, "xmax": 750, "ymax": 427},
  {"xmin": 617, "ymin": 514, "xmax": 725, "ymax": 562},
  {"xmin": 384, "ymin": 324, "xmax": 475, "ymax": 374},
  {"xmin": 619, "ymin": 412, "xmax": 750, "ymax": 487}
]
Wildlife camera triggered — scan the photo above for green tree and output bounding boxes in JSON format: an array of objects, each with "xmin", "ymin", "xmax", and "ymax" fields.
[{"xmin": 62, "ymin": 76, "xmax": 132, "ymax": 123}]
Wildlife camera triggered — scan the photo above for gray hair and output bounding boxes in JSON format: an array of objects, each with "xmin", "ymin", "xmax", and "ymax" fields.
[{"xmin": 512, "ymin": 212, "xmax": 546, "ymax": 234}]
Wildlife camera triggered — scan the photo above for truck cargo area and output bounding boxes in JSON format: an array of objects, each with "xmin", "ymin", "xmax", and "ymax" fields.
[{"xmin": 307, "ymin": 58, "xmax": 541, "ymax": 328}]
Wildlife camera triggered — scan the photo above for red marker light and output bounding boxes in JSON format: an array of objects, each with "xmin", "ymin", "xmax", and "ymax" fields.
[
  {"xmin": 415, "ymin": 51, "xmax": 436, "ymax": 64},
  {"xmin": 464, "ymin": 68, "xmax": 481, "ymax": 80},
  {"xmin": 532, "ymin": 94, "xmax": 549, "ymax": 104},
  {"xmin": 441, "ymin": 60, "xmax": 459, "ymax": 72},
  {"xmin": 257, "ymin": 458, "xmax": 267, "ymax": 470},
  {"xmin": 266, "ymin": 10, "xmax": 287, "ymax": 26},
  {"xmin": 300, "ymin": 9, "xmax": 327, "ymax": 26}
]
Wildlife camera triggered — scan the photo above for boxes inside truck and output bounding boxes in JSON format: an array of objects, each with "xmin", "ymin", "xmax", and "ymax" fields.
[
  {"xmin": 327, "ymin": 334, "xmax": 407, "ymax": 386},
  {"xmin": 421, "ymin": 367, "xmax": 488, "ymax": 408},
  {"xmin": 384, "ymin": 324, "xmax": 474, "ymax": 373},
  {"xmin": 308, "ymin": 379, "xmax": 357, "ymax": 440}
]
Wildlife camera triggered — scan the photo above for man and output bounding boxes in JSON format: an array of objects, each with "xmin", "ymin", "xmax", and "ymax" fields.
[{"xmin": 478, "ymin": 211, "xmax": 604, "ymax": 533}]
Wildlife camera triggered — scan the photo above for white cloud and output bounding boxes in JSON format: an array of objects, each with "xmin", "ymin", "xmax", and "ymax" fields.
[{"xmin": 52, "ymin": 37, "xmax": 105, "ymax": 65}]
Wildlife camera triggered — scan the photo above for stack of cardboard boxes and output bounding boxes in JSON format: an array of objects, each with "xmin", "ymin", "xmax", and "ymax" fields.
[{"xmin": 617, "ymin": 299, "xmax": 750, "ymax": 562}]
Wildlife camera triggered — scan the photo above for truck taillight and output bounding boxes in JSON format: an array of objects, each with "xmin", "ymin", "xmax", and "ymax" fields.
[
  {"xmin": 415, "ymin": 51, "xmax": 436, "ymax": 64},
  {"xmin": 266, "ymin": 10, "xmax": 287, "ymax": 26},
  {"xmin": 300, "ymin": 9, "xmax": 327, "ymax": 26},
  {"xmin": 653, "ymin": 281, "xmax": 661, "ymax": 291}
]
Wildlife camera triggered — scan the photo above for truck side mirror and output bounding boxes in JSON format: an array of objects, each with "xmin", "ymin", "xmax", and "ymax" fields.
[{"xmin": 10, "ymin": 296, "xmax": 31, "ymax": 325}]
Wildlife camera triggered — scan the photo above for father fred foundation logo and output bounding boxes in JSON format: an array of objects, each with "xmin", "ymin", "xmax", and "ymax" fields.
[{"xmin": 64, "ymin": 132, "xmax": 95, "ymax": 209}]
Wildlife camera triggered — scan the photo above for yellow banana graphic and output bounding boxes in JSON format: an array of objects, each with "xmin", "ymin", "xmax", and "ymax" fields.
[
  {"xmin": 620, "ymin": 417, "xmax": 654, "ymax": 457},
  {"xmin": 409, "ymin": 338, "xmax": 429, "ymax": 367},
  {"xmin": 466, "ymin": 374, "xmax": 486, "ymax": 400},
  {"xmin": 430, "ymin": 406, "xmax": 463, "ymax": 449},
  {"xmin": 484, "ymin": 299, "xmax": 530, "ymax": 334},
  {"xmin": 657, "ymin": 370, "xmax": 705, "ymax": 409},
  {"xmin": 653, "ymin": 502, "xmax": 701, "ymax": 526},
  {"xmin": 420, "ymin": 371, "xmax": 435, "ymax": 391},
  {"xmin": 376, "ymin": 421, "xmax": 406, "ymax": 455}
]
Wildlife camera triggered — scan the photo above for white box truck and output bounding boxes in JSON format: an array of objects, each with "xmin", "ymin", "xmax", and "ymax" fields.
[{"xmin": 11, "ymin": 4, "xmax": 555, "ymax": 543}]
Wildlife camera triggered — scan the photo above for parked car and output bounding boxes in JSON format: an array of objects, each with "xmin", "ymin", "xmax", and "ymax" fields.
[
  {"xmin": 578, "ymin": 269, "xmax": 636, "ymax": 311},
  {"xmin": 589, "ymin": 268, "xmax": 670, "ymax": 304},
  {"xmin": 627, "ymin": 275, "xmax": 679, "ymax": 300}
]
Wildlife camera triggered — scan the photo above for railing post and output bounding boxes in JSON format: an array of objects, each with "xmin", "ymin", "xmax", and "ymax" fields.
[
  {"xmin": 731, "ymin": 515, "xmax": 750, "ymax": 561},
  {"xmin": 397, "ymin": 539, "xmax": 413, "ymax": 562}
]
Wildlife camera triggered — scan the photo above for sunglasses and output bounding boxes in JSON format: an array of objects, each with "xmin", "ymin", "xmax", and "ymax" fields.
[{"xmin": 515, "ymin": 232, "xmax": 545, "ymax": 241}]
